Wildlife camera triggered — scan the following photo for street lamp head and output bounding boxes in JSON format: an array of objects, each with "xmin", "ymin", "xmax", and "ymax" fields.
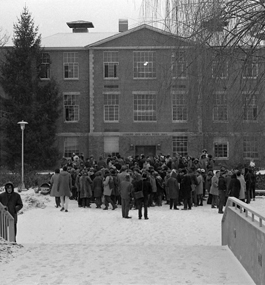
[{"xmin": 18, "ymin": 120, "xmax": 28, "ymax": 130}]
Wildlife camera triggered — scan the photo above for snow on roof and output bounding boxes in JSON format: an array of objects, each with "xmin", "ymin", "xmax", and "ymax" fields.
[{"xmin": 41, "ymin": 32, "xmax": 118, "ymax": 49}]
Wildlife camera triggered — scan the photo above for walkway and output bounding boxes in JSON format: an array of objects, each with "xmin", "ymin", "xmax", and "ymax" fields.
[{"xmin": 0, "ymin": 198, "xmax": 256, "ymax": 284}]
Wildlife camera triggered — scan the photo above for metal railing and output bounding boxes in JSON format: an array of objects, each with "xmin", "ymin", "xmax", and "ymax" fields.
[
  {"xmin": 0, "ymin": 202, "xmax": 15, "ymax": 242},
  {"xmin": 223, "ymin": 197, "xmax": 265, "ymax": 228}
]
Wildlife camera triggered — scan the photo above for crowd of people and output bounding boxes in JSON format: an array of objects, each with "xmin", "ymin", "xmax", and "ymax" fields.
[{"xmin": 49, "ymin": 150, "xmax": 257, "ymax": 219}]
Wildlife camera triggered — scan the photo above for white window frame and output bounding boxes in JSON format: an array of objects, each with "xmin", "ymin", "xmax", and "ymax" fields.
[
  {"xmin": 243, "ymin": 92, "xmax": 258, "ymax": 121},
  {"xmin": 103, "ymin": 92, "xmax": 119, "ymax": 122},
  {"xmin": 64, "ymin": 137, "xmax": 79, "ymax": 158},
  {"xmin": 40, "ymin": 52, "xmax": 50, "ymax": 80},
  {"xmin": 171, "ymin": 50, "xmax": 187, "ymax": 79},
  {"xmin": 172, "ymin": 136, "xmax": 188, "ymax": 157},
  {"xmin": 214, "ymin": 140, "xmax": 229, "ymax": 160},
  {"xmin": 133, "ymin": 51, "xmax": 156, "ymax": 79},
  {"xmin": 243, "ymin": 137, "xmax": 259, "ymax": 159},
  {"xmin": 133, "ymin": 91, "xmax": 157, "ymax": 122},
  {"xmin": 103, "ymin": 51, "xmax": 119, "ymax": 79},
  {"xmin": 64, "ymin": 92, "xmax": 80, "ymax": 123},
  {"xmin": 63, "ymin": 52, "xmax": 79, "ymax": 80},
  {"xmin": 213, "ymin": 91, "xmax": 228, "ymax": 122},
  {"xmin": 172, "ymin": 90, "xmax": 188, "ymax": 122}
]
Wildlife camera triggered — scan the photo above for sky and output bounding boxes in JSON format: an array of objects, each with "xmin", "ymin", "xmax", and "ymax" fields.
[{"xmin": 0, "ymin": 0, "xmax": 147, "ymax": 39}]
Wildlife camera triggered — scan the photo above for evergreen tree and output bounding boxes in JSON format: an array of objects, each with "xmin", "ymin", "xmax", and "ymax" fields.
[{"xmin": 0, "ymin": 7, "xmax": 61, "ymax": 170}]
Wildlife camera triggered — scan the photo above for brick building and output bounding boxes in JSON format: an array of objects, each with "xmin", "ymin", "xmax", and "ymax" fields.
[{"xmin": 1, "ymin": 20, "xmax": 265, "ymax": 168}]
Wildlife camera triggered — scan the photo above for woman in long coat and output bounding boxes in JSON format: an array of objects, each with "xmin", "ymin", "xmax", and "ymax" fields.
[
  {"xmin": 50, "ymin": 168, "xmax": 61, "ymax": 208},
  {"xmin": 210, "ymin": 171, "xmax": 220, "ymax": 208},
  {"xmin": 57, "ymin": 166, "xmax": 72, "ymax": 212},
  {"xmin": 79, "ymin": 169, "xmax": 93, "ymax": 208},
  {"xmin": 195, "ymin": 170, "xmax": 204, "ymax": 206}
]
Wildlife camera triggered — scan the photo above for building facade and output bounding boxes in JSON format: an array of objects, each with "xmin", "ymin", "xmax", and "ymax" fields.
[{"xmin": 1, "ymin": 20, "xmax": 265, "ymax": 168}]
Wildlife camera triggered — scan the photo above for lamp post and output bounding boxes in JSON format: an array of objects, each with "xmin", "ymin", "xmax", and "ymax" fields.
[{"xmin": 18, "ymin": 120, "xmax": 28, "ymax": 191}]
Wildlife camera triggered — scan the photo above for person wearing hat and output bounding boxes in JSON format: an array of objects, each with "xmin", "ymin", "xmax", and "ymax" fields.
[
  {"xmin": 120, "ymin": 173, "xmax": 133, "ymax": 218},
  {"xmin": 134, "ymin": 172, "xmax": 152, "ymax": 219},
  {"xmin": 0, "ymin": 182, "xmax": 23, "ymax": 242}
]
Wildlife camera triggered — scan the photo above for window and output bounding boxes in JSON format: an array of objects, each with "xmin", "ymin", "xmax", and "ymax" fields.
[
  {"xmin": 64, "ymin": 137, "xmax": 79, "ymax": 158},
  {"xmin": 172, "ymin": 50, "xmax": 187, "ymax": 78},
  {"xmin": 63, "ymin": 52, "xmax": 79, "ymax": 79},
  {"xmin": 212, "ymin": 58, "xmax": 228, "ymax": 79},
  {"xmin": 172, "ymin": 91, "xmax": 188, "ymax": 121},
  {"xmin": 214, "ymin": 142, "xmax": 228, "ymax": 159},
  {"xmin": 243, "ymin": 93, "xmax": 258, "ymax": 121},
  {"xmin": 64, "ymin": 93, "xmax": 80, "ymax": 122},
  {"xmin": 242, "ymin": 57, "xmax": 258, "ymax": 79},
  {"xmin": 133, "ymin": 51, "xmax": 156, "ymax": 78},
  {"xmin": 213, "ymin": 92, "xmax": 228, "ymax": 121},
  {"xmin": 40, "ymin": 53, "xmax": 50, "ymax": 79},
  {"xmin": 133, "ymin": 92, "xmax": 156, "ymax": 122},
  {"xmin": 104, "ymin": 93, "xmax": 119, "ymax": 122},
  {"xmin": 173, "ymin": 136, "xmax": 188, "ymax": 156},
  {"xmin": 104, "ymin": 51, "xmax": 119, "ymax": 79},
  {"xmin": 243, "ymin": 137, "xmax": 258, "ymax": 159}
]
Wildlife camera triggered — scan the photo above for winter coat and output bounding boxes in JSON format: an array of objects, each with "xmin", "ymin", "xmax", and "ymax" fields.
[
  {"xmin": 134, "ymin": 178, "xmax": 152, "ymax": 200},
  {"xmin": 195, "ymin": 174, "xmax": 204, "ymax": 195},
  {"xmin": 57, "ymin": 170, "xmax": 72, "ymax": 197},
  {"xmin": 180, "ymin": 174, "xmax": 192, "ymax": 197},
  {"xmin": 103, "ymin": 175, "xmax": 112, "ymax": 196},
  {"xmin": 79, "ymin": 175, "xmax": 93, "ymax": 199},
  {"xmin": 50, "ymin": 173, "xmax": 60, "ymax": 197},
  {"xmin": 237, "ymin": 174, "xmax": 246, "ymax": 200},
  {"xmin": 210, "ymin": 175, "xmax": 219, "ymax": 196},
  {"xmin": 150, "ymin": 176, "xmax": 157, "ymax": 193},
  {"xmin": 165, "ymin": 176, "xmax": 179, "ymax": 199},
  {"xmin": 228, "ymin": 174, "xmax": 241, "ymax": 198},
  {"xmin": 120, "ymin": 180, "xmax": 133, "ymax": 200},
  {"xmin": 218, "ymin": 175, "xmax": 227, "ymax": 191},
  {"xmin": 92, "ymin": 176, "xmax": 103, "ymax": 198},
  {"xmin": 0, "ymin": 182, "xmax": 23, "ymax": 224}
]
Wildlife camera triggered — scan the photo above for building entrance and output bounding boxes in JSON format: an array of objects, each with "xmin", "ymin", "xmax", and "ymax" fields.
[{"xmin": 135, "ymin": 145, "xmax": 156, "ymax": 158}]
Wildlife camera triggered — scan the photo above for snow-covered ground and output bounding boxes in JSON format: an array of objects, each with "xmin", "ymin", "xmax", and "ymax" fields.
[{"xmin": 1, "ymin": 189, "xmax": 263, "ymax": 285}]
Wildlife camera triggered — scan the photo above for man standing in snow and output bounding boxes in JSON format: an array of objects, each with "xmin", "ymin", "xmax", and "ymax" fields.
[
  {"xmin": 134, "ymin": 172, "xmax": 152, "ymax": 220},
  {"xmin": 120, "ymin": 173, "xmax": 133, "ymax": 219},
  {"xmin": 0, "ymin": 182, "xmax": 23, "ymax": 242},
  {"xmin": 57, "ymin": 166, "xmax": 72, "ymax": 212}
]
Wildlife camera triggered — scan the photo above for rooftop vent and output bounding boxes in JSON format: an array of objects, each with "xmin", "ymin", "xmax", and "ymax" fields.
[
  {"xmin": 67, "ymin": 20, "xmax": 94, "ymax": 33},
  {"xmin": 119, "ymin": 19, "xmax": 128, "ymax": 32}
]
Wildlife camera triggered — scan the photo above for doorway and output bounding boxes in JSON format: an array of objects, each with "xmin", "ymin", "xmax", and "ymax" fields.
[{"xmin": 135, "ymin": 145, "xmax": 156, "ymax": 158}]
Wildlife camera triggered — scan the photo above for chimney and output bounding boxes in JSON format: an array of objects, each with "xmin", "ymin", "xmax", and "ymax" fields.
[
  {"xmin": 67, "ymin": 20, "xmax": 94, "ymax": 33},
  {"xmin": 119, "ymin": 19, "xmax": 128, "ymax": 32}
]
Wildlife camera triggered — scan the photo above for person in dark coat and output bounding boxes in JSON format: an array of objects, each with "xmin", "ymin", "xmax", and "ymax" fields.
[
  {"xmin": 134, "ymin": 172, "xmax": 152, "ymax": 219},
  {"xmin": 218, "ymin": 171, "xmax": 227, "ymax": 214},
  {"xmin": 0, "ymin": 182, "xmax": 23, "ymax": 242},
  {"xmin": 228, "ymin": 173, "xmax": 241, "ymax": 199},
  {"xmin": 165, "ymin": 171, "xmax": 179, "ymax": 210},
  {"xmin": 92, "ymin": 171, "xmax": 104, "ymax": 208},
  {"xmin": 180, "ymin": 169, "xmax": 193, "ymax": 210}
]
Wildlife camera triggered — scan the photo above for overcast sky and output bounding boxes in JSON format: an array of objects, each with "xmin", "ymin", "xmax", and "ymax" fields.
[{"xmin": 0, "ymin": 0, "xmax": 146, "ymax": 39}]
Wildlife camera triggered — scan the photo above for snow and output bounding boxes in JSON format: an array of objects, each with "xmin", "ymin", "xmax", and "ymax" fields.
[{"xmin": 1, "ymin": 189, "xmax": 263, "ymax": 284}]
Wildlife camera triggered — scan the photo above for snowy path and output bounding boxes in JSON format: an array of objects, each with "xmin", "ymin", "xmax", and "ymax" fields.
[{"xmin": 1, "ymin": 194, "xmax": 262, "ymax": 284}]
